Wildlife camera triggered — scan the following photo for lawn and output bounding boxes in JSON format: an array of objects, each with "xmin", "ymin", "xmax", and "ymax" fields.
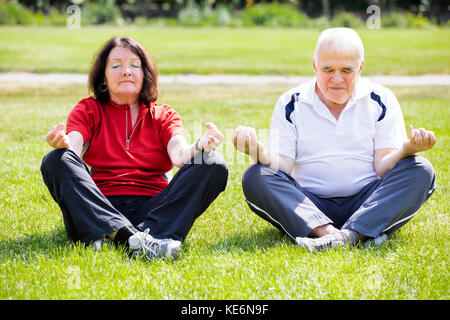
[
  {"xmin": 0, "ymin": 82, "xmax": 448, "ymax": 300},
  {"xmin": 0, "ymin": 26, "xmax": 449, "ymax": 75}
]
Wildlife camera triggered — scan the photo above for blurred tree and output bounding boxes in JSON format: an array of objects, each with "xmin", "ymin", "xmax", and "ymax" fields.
[
  {"xmin": 10, "ymin": 0, "xmax": 450, "ymax": 23},
  {"xmin": 322, "ymin": 0, "xmax": 330, "ymax": 19}
]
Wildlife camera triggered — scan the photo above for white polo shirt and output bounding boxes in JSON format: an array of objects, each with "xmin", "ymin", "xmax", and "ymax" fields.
[{"xmin": 267, "ymin": 77, "xmax": 407, "ymax": 198}]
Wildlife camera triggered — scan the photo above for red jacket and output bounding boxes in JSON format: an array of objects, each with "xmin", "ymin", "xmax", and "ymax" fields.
[{"xmin": 66, "ymin": 97, "xmax": 184, "ymax": 197}]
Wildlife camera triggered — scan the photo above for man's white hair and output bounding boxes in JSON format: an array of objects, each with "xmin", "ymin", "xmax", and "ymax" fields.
[{"xmin": 313, "ymin": 28, "xmax": 365, "ymax": 66}]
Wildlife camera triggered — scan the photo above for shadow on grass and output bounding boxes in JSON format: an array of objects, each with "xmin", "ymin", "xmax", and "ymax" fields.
[
  {"xmin": 0, "ymin": 226, "xmax": 70, "ymax": 261},
  {"xmin": 206, "ymin": 227, "xmax": 292, "ymax": 254},
  {"xmin": 0, "ymin": 224, "xmax": 399, "ymax": 264},
  {"xmin": 204, "ymin": 226, "xmax": 400, "ymax": 258}
]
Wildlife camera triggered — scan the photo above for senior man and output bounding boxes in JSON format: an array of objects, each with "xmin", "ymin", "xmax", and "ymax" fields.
[{"xmin": 232, "ymin": 28, "xmax": 436, "ymax": 252}]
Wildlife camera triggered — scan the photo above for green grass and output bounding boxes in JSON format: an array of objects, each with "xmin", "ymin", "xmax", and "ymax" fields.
[
  {"xmin": 0, "ymin": 26, "xmax": 449, "ymax": 75},
  {"xmin": 0, "ymin": 83, "xmax": 448, "ymax": 299}
]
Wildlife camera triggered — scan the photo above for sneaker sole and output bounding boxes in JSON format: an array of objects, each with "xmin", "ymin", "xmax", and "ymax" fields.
[
  {"xmin": 363, "ymin": 234, "xmax": 389, "ymax": 247},
  {"xmin": 295, "ymin": 236, "xmax": 351, "ymax": 253},
  {"xmin": 295, "ymin": 237, "xmax": 315, "ymax": 253},
  {"xmin": 128, "ymin": 233, "xmax": 182, "ymax": 261},
  {"xmin": 164, "ymin": 241, "xmax": 182, "ymax": 261},
  {"xmin": 128, "ymin": 235, "xmax": 142, "ymax": 251}
]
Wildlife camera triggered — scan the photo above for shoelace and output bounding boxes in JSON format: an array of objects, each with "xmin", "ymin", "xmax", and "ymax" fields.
[
  {"xmin": 314, "ymin": 232, "xmax": 349, "ymax": 251},
  {"xmin": 140, "ymin": 228, "xmax": 162, "ymax": 258}
]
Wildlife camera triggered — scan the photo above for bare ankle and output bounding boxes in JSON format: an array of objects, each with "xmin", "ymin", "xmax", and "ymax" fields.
[
  {"xmin": 108, "ymin": 230, "xmax": 118, "ymax": 241},
  {"xmin": 309, "ymin": 224, "xmax": 339, "ymax": 238},
  {"xmin": 341, "ymin": 228, "xmax": 367, "ymax": 242}
]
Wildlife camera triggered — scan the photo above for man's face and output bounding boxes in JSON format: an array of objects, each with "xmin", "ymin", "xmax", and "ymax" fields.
[{"xmin": 313, "ymin": 49, "xmax": 363, "ymax": 108}]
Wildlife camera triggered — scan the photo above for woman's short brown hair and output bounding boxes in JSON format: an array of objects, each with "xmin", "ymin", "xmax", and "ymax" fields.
[{"xmin": 88, "ymin": 37, "xmax": 158, "ymax": 104}]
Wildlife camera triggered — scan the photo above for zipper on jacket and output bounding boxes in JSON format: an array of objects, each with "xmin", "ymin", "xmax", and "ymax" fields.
[
  {"xmin": 125, "ymin": 107, "xmax": 142, "ymax": 151},
  {"xmin": 126, "ymin": 108, "xmax": 129, "ymax": 150}
]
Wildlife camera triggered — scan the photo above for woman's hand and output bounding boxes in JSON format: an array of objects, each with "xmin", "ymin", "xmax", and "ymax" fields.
[
  {"xmin": 167, "ymin": 122, "xmax": 224, "ymax": 168},
  {"xmin": 46, "ymin": 123, "xmax": 71, "ymax": 149},
  {"xmin": 198, "ymin": 122, "xmax": 224, "ymax": 152}
]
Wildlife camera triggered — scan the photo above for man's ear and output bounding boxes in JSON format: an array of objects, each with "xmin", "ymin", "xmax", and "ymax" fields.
[
  {"xmin": 312, "ymin": 57, "xmax": 317, "ymax": 71},
  {"xmin": 359, "ymin": 60, "xmax": 365, "ymax": 73}
]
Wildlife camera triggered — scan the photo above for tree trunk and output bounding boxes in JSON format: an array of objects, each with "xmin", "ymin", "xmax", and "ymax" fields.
[{"xmin": 322, "ymin": 0, "xmax": 330, "ymax": 19}]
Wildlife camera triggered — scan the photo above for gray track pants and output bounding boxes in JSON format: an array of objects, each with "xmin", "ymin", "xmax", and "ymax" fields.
[{"xmin": 242, "ymin": 155, "xmax": 435, "ymax": 239}]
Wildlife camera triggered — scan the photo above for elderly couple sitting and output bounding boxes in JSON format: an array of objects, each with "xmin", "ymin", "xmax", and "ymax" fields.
[{"xmin": 41, "ymin": 28, "xmax": 436, "ymax": 261}]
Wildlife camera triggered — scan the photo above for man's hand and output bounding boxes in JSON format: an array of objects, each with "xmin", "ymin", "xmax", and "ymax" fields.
[
  {"xmin": 232, "ymin": 125, "xmax": 263, "ymax": 160},
  {"xmin": 232, "ymin": 125, "xmax": 295, "ymax": 173},
  {"xmin": 402, "ymin": 125, "xmax": 436, "ymax": 157},
  {"xmin": 46, "ymin": 123, "xmax": 71, "ymax": 150},
  {"xmin": 198, "ymin": 122, "xmax": 224, "ymax": 152}
]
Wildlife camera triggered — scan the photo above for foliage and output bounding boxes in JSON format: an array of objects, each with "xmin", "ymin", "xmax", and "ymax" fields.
[
  {"xmin": 330, "ymin": 11, "xmax": 365, "ymax": 28},
  {"xmin": 38, "ymin": 8, "xmax": 67, "ymax": 26},
  {"xmin": 239, "ymin": 3, "xmax": 308, "ymax": 27},
  {"xmin": 381, "ymin": 11, "xmax": 434, "ymax": 29},
  {"xmin": 0, "ymin": 1, "xmax": 35, "ymax": 25},
  {"xmin": 177, "ymin": 3, "xmax": 236, "ymax": 27},
  {"xmin": 0, "ymin": 1, "xmax": 445, "ymax": 28},
  {"xmin": 82, "ymin": 0, "xmax": 124, "ymax": 25},
  {"xmin": 405, "ymin": 12, "xmax": 434, "ymax": 28},
  {"xmin": 381, "ymin": 12, "xmax": 409, "ymax": 28}
]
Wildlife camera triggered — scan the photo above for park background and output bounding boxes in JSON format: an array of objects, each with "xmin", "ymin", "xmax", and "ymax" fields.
[{"xmin": 0, "ymin": 0, "xmax": 448, "ymax": 300}]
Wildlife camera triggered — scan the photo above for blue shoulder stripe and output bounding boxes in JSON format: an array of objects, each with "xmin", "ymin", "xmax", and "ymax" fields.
[
  {"xmin": 285, "ymin": 93, "xmax": 299, "ymax": 124},
  {"xmin": 370, "ymin": 91, "xmax": 387, "ymax": 122}
]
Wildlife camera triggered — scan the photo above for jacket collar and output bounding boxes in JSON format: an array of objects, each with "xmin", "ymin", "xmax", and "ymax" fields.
[{"xmin": 108, "ymin": 98, "xmax": 146, "ymax": 111}]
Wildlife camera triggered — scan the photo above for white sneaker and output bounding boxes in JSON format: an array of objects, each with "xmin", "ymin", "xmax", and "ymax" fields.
[
  {"xmin": 295, "ymin": 231, "xmax": 357, "ymax": 253},
  {"xmin": 363, "ymin": 234, "xmax": 389, "ymax": 247},
  {"xmin": 128, "ymin": 229, "xmax": 181, "ymax": 261},
  {"xmin": 89, "ymin": 239, "xmax": 104, "ymax": 251}
]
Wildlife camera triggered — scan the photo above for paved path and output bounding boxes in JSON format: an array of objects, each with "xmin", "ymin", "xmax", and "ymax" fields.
[{"xmin": 0, "ymin": 72, "xmax": 449, "ymax": 86}]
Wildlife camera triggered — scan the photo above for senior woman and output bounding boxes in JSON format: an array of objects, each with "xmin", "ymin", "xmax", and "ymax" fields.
[{"xmin": 40, "ymin": 37, "xmax": 228, "ymax": 261}]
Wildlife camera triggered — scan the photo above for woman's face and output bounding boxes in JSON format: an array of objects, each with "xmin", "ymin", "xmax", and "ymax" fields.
[{"xmin": 104, "ymin": 46, "xmax": 144, "ymax": 105}]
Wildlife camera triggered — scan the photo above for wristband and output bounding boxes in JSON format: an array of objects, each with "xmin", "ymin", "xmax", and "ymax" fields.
[{"xmin": 194, "ymin": 139, "xmax": 203, "ymax": 152}]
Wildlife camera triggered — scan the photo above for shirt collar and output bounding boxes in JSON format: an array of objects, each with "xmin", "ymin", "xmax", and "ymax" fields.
[
  {"xmin": 108, "ymin": 98, "xmax": 146, "ymax": 111},
  {"xmin": 353, "ymin": 77, "xmax": 372, "ymax": 100},
  {"xmin": 299, "ymin": 76, "xmax": 372, "ymax": 107}
]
